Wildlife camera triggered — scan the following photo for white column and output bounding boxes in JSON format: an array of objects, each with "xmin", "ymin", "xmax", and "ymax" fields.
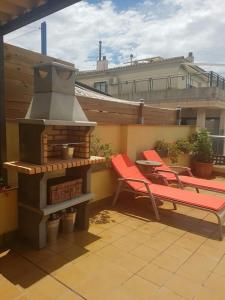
[
  {"xmin": 219, "ymin": 109, "xmax": 225, "ymax": 155},
  {"xmin": 196, "ymin": 108, "xmax": 206, "ymax": 128}
]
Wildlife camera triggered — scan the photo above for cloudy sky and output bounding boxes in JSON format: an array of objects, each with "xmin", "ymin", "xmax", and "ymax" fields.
[{"xmin": 4, "ymin": 0, "xmax": 225, "ymax": 73}]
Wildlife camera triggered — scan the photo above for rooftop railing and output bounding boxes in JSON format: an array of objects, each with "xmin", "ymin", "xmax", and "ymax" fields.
[{"xmin": 109, "ymin": 71, "xmax": 225, "ymax": 100}]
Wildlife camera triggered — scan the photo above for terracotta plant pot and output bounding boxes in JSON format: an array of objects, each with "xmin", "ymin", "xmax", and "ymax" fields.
[{"xmin": 192, "ymin": 161, "xmax": 213, "ymax": 178}]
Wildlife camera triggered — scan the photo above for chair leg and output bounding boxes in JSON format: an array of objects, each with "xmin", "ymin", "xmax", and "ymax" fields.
[
  {"xmin": 112, "ymin": 181, "xmax": 123, "ymax": 206},
  {"xmin": 150, "ymin": 196, "xmax": 160, "ymax": 221},
  {"xmin": 216, "ymin": 213, "xmax": 224, "ymax": 241},
  {"xmin": 173, "ymin": 202, "xmax": 177, "ymax": 210},
  {"xmin": 196, "ymin": 188, "xmax": 200, "ymax": 193}
]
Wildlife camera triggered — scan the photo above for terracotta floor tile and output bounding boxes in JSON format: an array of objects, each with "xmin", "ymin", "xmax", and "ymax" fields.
[
  {"xmin": 152, "ymin": 230, "xmax": 180, "ymax": 243},
  {"xmin": 96, "ymin": 244, "xmax": 146, "ymax": 273},
  {"xmin": 121, "ymin": 217, "xmax": 147, "ymax": 229},
  {"xmin": 130, "ymin": 244, "xmax": 160, "ymax": 261},
  {"xmin": 74, "ymin": 262, "xmax": 132, "ymax": 300},
  {"xmin": 105, "ymin": 287, "xmax": 139, "ymax": 300},
  {"xmin": 122, "ymin": 275, "xmax": 159, "ymax": 300},
  {"xmin": 27, "ymin": 275, "xmax": 68, "ymax": 300},
  {"xmin": 193, "ymin": 286, "xmax": 225, "ymax": 300},
  {"xmin": 185, "ymin": 253, "xmax": 218, "ymax": 271},
  {"xmin": 153, "ymin": 286, "xmax": 185, "ymax": 300},
  {"xmin": 136, "ymin": 221, "xmax": 165, "ymax": 235},
  {"xmin": 153, "ymin": 252, "xmax": 185, "ymax": 272},
  {"xmin": 110, "ymin": 223, "xmax": 133, "ymax": 235},
  {"xmin": 37, "ymin": 253, "xmax": 70, "ymax": 273},
  {"xmin": 165, "ymin": 274, "xmax": 202, "ymax": 300},
  {"xmin": 98, "ymin": 229, "xmax": 123, "ymax": 243},
  {"xmin": 196, "ymin": 243, "xmax": 225, "ymax": 261},
  {"xmin": 143, "ymin": 235, "xmax": 172, "ymax": 251},
  {"xmin": 166, "ymin": 244, "xmax": 192, "ymax": 261},
  {"xmin": 59, "ymin": 244, "xmax": 88, "ymax": 261},
  {"xmin": 174, "ymin": 234, "xmax": 205, "ymax": 252},
  {"xmin": 0, "ymin": 280, "xmax": 23, "ymax": 300},
  {"xmin": 46, "ymin": 237, "xmax": 74, "ymax": 254},
  {"xmin": 22, "ymin": 248, "xmax": 56, "ymax": 265},
  {"xmin": 213, "ymin": 256, "xmax": 225, "ymax": 276},
  {"xmin": 112, "ymin": 235, "xmax": 143, "ymax": 252},
  {"xmin": 125, "ymin": 229, "xmax": 150, "ymax": 243},
  {"xmin": 176, "ymin": 261, "xmax": 211, "ymax": 284},
  {"xmin": 204, "ymin": 272, "xmax": 225, "ymax": 293},
  {"xmin": 57, "ymin": 290, "xmax": 85, "ymax": 300},
  {"xmin": 82, "ymin": 239, "xmax": 108, "ymax": 252},
  {"xmin": 138, "ymin": 263, "xmax": 173, "ymax": 287}
]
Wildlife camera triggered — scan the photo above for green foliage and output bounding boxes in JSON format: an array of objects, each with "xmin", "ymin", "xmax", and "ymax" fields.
[
  {"xmin": 90, "ymin": 136, "xmax": 114, "ymax": 166},
  {"xmin": 167, "ymin": 143, "xmax": 182, "ymax": 163},
  {"xmin": 190, "ymin": 129, "xmax": 213, "ymax": 163},
  {"xmin": 154, "ymin": 140, "xmax": 169, "ymax": 157},
  {"xmin": 176, "ymin": 137, "xmax": 193, "ymax": 154},
  {"xmin": 154, "ymin": 140, "xmax": 181, "ymax": 163},
  {"xmin": 155, "ymin": 137, "xmax": 193, "ymax": 164}
]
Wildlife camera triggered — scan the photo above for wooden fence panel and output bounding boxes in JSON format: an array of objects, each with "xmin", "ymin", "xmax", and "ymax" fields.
[{"xmin": 4, "ymin": 43, "xmax": 177, "ymax": 125}]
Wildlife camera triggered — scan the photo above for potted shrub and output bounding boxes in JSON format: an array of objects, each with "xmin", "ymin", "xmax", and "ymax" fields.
[
  {"xmin": 155, "ymin": 140, "xmax": 181, "ymax": 163},
  {"xmin": 190, "ymin": 129, "xmax": 213, "ymax": 178}
]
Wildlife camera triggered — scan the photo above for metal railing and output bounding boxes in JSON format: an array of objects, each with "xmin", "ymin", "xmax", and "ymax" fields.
[{"xmin": 109, "ymin": 71, "xmax": 225, "ymax": 100}]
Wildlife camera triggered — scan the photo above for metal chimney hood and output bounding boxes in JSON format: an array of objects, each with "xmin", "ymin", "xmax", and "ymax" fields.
[{"xmin": 20, "ymin": 62, "xmax": 96, "ymax": 127}]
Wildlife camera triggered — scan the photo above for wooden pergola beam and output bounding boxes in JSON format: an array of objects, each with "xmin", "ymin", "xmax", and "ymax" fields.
[{"xmin": 0, "ymin": 0, "xmax": 81, "ymax": 35}]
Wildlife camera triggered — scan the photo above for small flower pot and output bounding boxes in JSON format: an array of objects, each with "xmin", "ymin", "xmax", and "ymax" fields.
[
  {"xmin": 62, "ymin": 146, "xmax": 74, "ymax": 160},
  {"xmin": 47, "ymin": 213, "xmax": 60, "ymax": 244},
  {"xmin": 61, "ymin": 207, "xmax": 77, "ymax": 233}
]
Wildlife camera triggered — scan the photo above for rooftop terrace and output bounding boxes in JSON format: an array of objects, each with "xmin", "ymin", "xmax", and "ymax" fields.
[{"xmin": 2, "ymin": 179, "xmax": 225, "ymax": 300}]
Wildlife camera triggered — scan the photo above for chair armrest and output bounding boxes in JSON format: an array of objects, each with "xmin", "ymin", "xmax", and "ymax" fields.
[
  {"xmin": 144, "ymin": 172, "xmax": 169, "ymax": 186},
  {"xmin": 168, "ymin": 165, "xmax": 193, "ymax": 176},
  {"xmin": 118, "ymin": 177, "xmax": 153, "ymax": 196},
  {"xmin": 118, "ymin": 177, "xmax": 149, "ymax": 184},
  {"xmin": 156, "ymin": 169, "xmax": 180, "ymax": 182}
]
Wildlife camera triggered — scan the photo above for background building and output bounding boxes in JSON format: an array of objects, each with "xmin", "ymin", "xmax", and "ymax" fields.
[{"xmin": 76, "ymin": 51, "xmax": 225, "ymax": 140}]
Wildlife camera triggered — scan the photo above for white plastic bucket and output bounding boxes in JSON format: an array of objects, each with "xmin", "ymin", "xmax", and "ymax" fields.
[
  {"xmin": 62, "ymin": 211, "xmax": 77, "ymax": 233},
  {"xmin": 62, "ymin": 146, "xmax": 74, "ymax": 159},
  {"xmin": 47, "ymin": 218, "xmax": 60, "ymax": 244}
]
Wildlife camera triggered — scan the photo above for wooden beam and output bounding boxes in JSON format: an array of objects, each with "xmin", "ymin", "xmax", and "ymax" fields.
[
  {"xmin": 0, "ymin": 0, "xmax": 81, "ymax": 35},
  {"xmin": 0, "ymin": 2, "xmax": 24, "ymax": 16},
  {"xmin": 0, "ymin": 35, "xmax": 7, "ymax": 182},
  {"xmin": 4, "ymin": 0, "xmax": 33, "ymax": 9}
]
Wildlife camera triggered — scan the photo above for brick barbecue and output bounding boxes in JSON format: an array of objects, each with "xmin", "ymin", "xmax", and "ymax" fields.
[{"xmin": 4, "ymin": 62, "xmax": 105, "ymax": 249}]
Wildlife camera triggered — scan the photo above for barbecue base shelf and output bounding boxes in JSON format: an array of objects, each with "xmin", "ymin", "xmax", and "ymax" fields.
[{"xmin": 17, "ymin": 165, "xmax": 93, "ymax": 249}]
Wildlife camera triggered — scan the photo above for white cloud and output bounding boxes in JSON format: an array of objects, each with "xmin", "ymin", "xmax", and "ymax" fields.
[{"xmin": 4, "ymin": 0, "xmax": 225, "ymax": 73}]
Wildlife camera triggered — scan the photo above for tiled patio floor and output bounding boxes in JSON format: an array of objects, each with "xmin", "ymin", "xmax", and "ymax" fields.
[{"xmin": 2, "ymin": 181, "xmax": 225, "ymax": 299}]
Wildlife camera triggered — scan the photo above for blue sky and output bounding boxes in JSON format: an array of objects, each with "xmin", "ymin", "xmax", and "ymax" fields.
[{"xmin": 4, "ymin": 0, "xmax": 225, "ymax": 73}]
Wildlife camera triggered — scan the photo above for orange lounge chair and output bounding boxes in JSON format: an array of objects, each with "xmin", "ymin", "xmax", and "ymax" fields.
[
  {"xmin": 142, "ymin": 149, "xmax": 225, "ymax": 194},
  {"xmin": 111, "ymin": 154, "xmax": 225, "ymax": 240}
]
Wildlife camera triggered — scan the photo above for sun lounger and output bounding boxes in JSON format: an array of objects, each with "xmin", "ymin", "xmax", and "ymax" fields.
[
  {"xmin": 111, "ymin": 154, "xmax": 225, "ymax": 240},
  {"xmin": 142, "ymin": 149, "xmax": 225, "ymax": 194}
]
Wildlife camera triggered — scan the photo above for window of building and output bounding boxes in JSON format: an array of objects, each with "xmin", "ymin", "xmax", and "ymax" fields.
[{"xmin": 94, "ymin": 81, "xmax": 107, "ymax": 93}]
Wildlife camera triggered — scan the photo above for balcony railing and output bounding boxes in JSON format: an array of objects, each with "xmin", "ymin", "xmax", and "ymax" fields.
[{"xmin": 109, "ymin": 71, "xmax": 225, "ymax": 100}]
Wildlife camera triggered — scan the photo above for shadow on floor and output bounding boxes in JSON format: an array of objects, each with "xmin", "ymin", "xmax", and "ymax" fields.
[
  {"xmin": 112, "ymin": 191, "xmax": 220, "ymax": 241},
  {"xmin": 0, "ymin": 229, "xmax": 100, "ymax": 289}
]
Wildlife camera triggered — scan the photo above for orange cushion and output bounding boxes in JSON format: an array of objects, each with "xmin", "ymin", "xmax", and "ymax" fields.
[
  {"xmin": 111, "ymin": 154, "xmax": 225, "ymax": 212},
  {"xmin": 138, "ymin": 183, "xmax": 225, "ymax": 211},
  {"xmin": 179, "ymin": 176, "xmax": 225, "ymax": 193}
]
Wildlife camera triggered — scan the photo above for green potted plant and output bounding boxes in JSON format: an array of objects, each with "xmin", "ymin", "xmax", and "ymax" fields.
[
  {"xmin": 155, "ymin": 140, "xmax": 181, "ymax": 163},
  {"xmin": 190, "ymin": 129, "xmax": 213, "ymax": 178}
]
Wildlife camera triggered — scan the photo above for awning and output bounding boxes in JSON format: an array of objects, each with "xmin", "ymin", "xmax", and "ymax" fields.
[{"xmin": 0, "ymin": 0, "xmax": 81, "ymax": 35}]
